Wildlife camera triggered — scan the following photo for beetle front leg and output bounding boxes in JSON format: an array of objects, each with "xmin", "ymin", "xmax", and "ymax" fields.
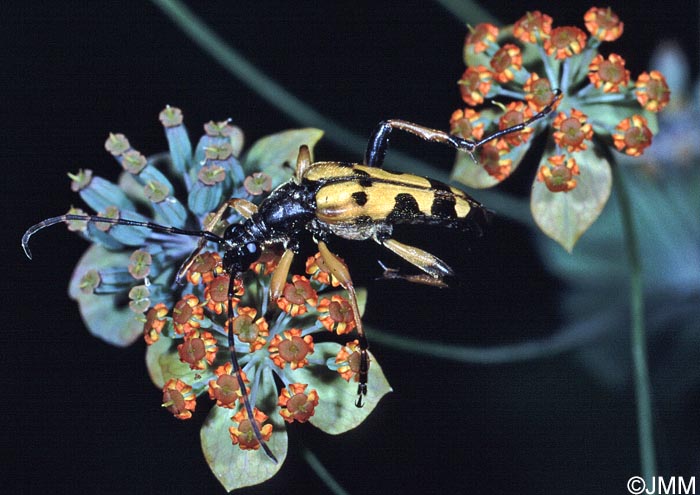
[
  {"xmin": 269, "ymin": 249, "xmax": 295, "ymax": 301},
  {"xmin": 176, "ymin": 199, "xmax": 260, "ymax": 284},
  {"xmin": 317, "ymin": 241, "xmax": 369, "ymax": 407}
]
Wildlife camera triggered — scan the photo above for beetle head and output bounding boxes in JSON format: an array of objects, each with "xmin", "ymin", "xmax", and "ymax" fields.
[{"xmin": 222, "ymin": 224, "xmax": 261, "ymax": 274}]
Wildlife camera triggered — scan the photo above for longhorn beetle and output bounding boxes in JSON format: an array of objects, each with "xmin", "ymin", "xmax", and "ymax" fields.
[{"xmin": 22, "ymin": 90, "xmax": 561, "ymax": 462}]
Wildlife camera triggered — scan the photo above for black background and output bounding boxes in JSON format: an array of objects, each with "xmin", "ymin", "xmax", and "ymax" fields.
[{"xmin": 4, "ymin": 1, "xmax": 698, "ymax": 494}]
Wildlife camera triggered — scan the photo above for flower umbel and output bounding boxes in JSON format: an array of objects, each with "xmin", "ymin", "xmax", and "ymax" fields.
[
  {"xmin": 53, "ymin": 109, "xmax": 391, "ymax": 491},
  {"xmin": 452, "ymin": 6, "xmax": 668, "ymax": 251}
]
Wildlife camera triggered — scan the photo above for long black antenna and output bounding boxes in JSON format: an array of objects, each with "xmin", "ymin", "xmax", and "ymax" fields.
[
  {"xmin": 22, "ymin": 214, "xmax": 224, "ymax": 259},
  {"xmin": 227, "ymin": 274, "xmax": 278, "ymax": 462}
]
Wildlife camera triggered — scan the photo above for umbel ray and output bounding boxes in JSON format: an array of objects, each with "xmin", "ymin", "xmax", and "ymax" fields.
[{"xmin": 22, "ymin": 90, "xmax": 561, "ymax": 462}]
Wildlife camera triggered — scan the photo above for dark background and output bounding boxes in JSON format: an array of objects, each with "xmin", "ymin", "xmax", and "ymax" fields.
[{"xmin": 4, "ymin": 1, "xmax": 698, "ymax": 494}]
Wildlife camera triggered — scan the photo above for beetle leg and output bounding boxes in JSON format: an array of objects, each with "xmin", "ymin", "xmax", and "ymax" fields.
[
  {"xmin": 175, "ymin": 199, "xmax": 259, "ymax": 284},
  {"xmin": 175, "ymin": 200, "xmax": 238, "ymax": 283},
  {"xmin": 364, "ymin": 90, "xmax": 562, "ymax": 167},
  {"xmin": 269, "ymin": 249, "xmax": 295, "ymax": 301},
  {"xmin": 375, "ymin": 237, "xmax": 454, "ymax": 281},
  {"xmin": 376, "ymin": 260, "xmax": 449, "ymax": 288},
  {"xmin": 317, "ymin": 241, "xmax": 369, "ymax": 407},
  {"xmin": 227, "ymin": 274, "xmax": 278, "ymax": 463},
  {"xmin": 295, "ymin": 145, "xmax": 313, "ymax": 182}
]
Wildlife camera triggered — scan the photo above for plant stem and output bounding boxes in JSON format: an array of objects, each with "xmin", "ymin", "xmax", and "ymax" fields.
[
  {"xmin": 612, "ymin": 163, "xmax": 656, "ymax": 483},
  {"xmin": 367, "ymin": 309, "xmax": 616, "ymax": 364},
  {"xmin": 302, "ymin": 448, "xmax": 350, "ymax": 495}
]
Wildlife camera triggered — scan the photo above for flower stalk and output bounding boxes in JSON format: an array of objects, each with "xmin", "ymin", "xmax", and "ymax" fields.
[{"xmin": 612, "ymin": 161, "xmax": 656, "ymax": 483}]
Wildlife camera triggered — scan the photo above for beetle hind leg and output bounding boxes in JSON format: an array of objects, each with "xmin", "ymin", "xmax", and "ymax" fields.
[
  {"xmin": 375, "ymin": 236, "xmax": 454, "ymax": 283},
  {"xmin": 364, "ymin": 90, "xmax": 562, "ymax": 168}
]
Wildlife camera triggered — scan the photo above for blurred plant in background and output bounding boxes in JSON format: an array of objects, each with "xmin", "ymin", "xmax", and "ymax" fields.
[{"xmin": 539, "ymin": 40, "xmax": 699, "ymax": 420}]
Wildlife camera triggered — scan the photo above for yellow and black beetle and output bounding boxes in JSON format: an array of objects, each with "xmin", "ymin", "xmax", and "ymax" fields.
[{"xmin": 22, "ymin": 90, "xmax": 561, "ymax": 461}]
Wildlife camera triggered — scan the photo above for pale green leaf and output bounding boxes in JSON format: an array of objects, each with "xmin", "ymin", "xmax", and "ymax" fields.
[
  {"xmin": 242, "ymin": 128, "xmax": 324, "ymax": 187},
  {"xmin": 451, "ymin": 151, "xmax": 500, "ymax": 189},
  {"xmin": 145, "ymin": 334, "xmax": 202, "ymax": 388},
  {"xmin": 294, "ymin": 342, "xmax": 392, "ymax": 435},
  {"xmin": 68, "ymin": 245, "xmax": 143, "ymax": 347},
  {"xmin": 531, "ymin": 145, "xmax": 612, "ymax": 252},
  {"xmin": 451, "ymin": 137, "xmax": 534, "ymax": 189},
  {"xmin": 201, "ymin": 367, "xmax": 287, "ymax": 492}
]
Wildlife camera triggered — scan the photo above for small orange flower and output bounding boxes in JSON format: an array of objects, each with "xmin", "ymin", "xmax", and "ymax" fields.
[
  {"xmin": 268, "ymin": 328, "xmax": 314, "ymax": 370},
  {"xmin": 490, "ymin": 44, "xmax": 522, "ymax": 84},
  {"xmin": 229, "ymin": 408, "xmax": 273, "ymax": 451},
  {"xmin": 177, "ymin": 329, "xmax": 218, "ymax": 370},
  {"xmin": 613, "ymin": 115, "xmax": 653, "ymax": 156},
  {"xmin": 479, "ymin": 140, "xmax": 512, "ymax": 181},
  {"xmin": 513, "ymin": 11, "xmax": 553, "ymax": 43},
  {"xmin": 523, "ymin": 73, "xmax": 556, "ymax": 112},
  {"xmin": 465, "ymin": 23, "xmax": 499, "ymax": 54},
  {"xmin": 635, "ymin": 71, "xmax": 671, "ymax": 112},
  {"xmin": 249, "ymin": 249, "xmax": 280, "ymax": 276},
  {"xmin": 552, "ymin": 109, "xmax": 593, "ymax": 152},
  {"xmin": 335, "ymin": 340, "xmax": 363, "ymax": 382},
  {"xmin": 208, "ymin": 363, "xmax": 249, "ymax": 408},
  {"xmin": 537, "ymin": 155, "xmax": 581, "ymax": 193},
  {"xmin": 458, "ymin": 65, "xmax": 493, "ymax": 106},
  {"xmin": 449, "ymin": 108, "xmax": 484, "ymax": 141},
  {"xmin": 317, "ymin": 295, "xmax": 356, "ymax": 335},
  {"xmin": 544, "ymin": 26, "xmax": 587, "ymax": 60},
  {"xmin": 172, "ymin": 294, "xmax": 204, "ymax": 335},
  {"xmin": 305, "ymin": 252, "xmax": 341, "ymax": 287},
  {"xmin": 228, "ymin": 306, "xmax": 269, "ymax": 351},
  {"xmin": 498, "ymin": 101, "xmax": 534, "ymax": 146},
  {"xmin": 143, "ymin": 302, "xmax": 168, "ymax": 345},
  {"xmin": 186, "ymin": 251, "xmax": 222, "ymax": 285},
  {"xmin": 204, "ymin": 275, "xmax": 243, "ymax": 315},
  {"xmin": 162, "ymin": 378, "xmax": 196, "ymax": 420},
  {"xmin": 276, "ymin": 275, "xmax": 318, "ymax": 316},
  {"xmin": 588, "ymin": 53, "xmax": 630, "ymax": 93},
  {"xmin": 278, "ymin": 383, "xmax": 319, "ymax": 423},
  {"xmin": 584, "ymin": 6, "xmax": 624, "ymax": 42}
]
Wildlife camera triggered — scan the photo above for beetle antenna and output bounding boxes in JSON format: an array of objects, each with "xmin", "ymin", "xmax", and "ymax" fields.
[
  {"xmin": 227, "ymin": 274, "xmax": 278, "ymax": 463},
  {"xmin": 470, "ymin": 89, "xmax": 563, "ymax": 149},
  {"xmin": 22, "ymin": 214, "xmax": 225, "ymax": 259}
]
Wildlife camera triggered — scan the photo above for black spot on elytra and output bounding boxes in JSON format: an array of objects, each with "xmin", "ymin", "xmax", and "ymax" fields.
[
  {"xmin": 387, "ymin": 193, "xmax": 421, "ymax": 222},
  {"xmin": 351, "ymin": 191, "xmax": 368, "ymax": 206},
  {"xmin": 431, "ymin": 192, "xmax": 457, "ymax": 218}
]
